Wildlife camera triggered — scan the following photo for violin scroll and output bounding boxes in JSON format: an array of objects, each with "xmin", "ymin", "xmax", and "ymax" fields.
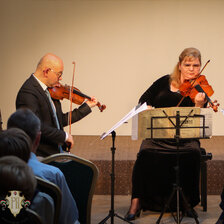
[
  {"xmin": 208, "ymin": 100, "xmax": 219, "ymax": 112},
  {"xmin": 97, "ymin": 103, "xmax": 106, "ymax": 112}
]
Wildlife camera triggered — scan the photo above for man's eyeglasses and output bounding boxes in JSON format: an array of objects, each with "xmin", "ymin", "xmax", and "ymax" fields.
[{"xmin": 49, "ymin": 69, "xmax": 63, "ymax": 78}]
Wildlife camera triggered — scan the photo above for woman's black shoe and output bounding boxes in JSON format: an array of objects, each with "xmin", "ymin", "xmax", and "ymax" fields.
[{"xmin": 125, "ymin": 209, "xmax": 141, "ymax": 221}]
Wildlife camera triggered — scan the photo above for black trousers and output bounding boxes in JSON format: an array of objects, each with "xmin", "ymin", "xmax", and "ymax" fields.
[{"xmin": 131, "ymin": 139, "xmax": 201, "ymax": 211}]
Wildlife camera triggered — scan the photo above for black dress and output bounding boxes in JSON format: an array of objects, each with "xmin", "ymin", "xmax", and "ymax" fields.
[{"xmin": 132, "ymin": 75, "xmax": 204, "ymax": 211}]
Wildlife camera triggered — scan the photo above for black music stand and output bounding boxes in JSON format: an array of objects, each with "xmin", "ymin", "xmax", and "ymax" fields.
[
  {"xmin": 144, "ymin": 109, "xmax": 208, "ymax": 224},
  {"xmin": 98, "ymin": 131, "xmax": 133, "ymax": 224},
  {"xmin": 99, "ymin": 103, "xmax": 148, "ymax": 224}
]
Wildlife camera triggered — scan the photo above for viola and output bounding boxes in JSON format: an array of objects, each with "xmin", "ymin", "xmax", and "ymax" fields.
[
  {"xmin": 178, "ymin": 75, "xmax": 219, "ymax": 112},
  {"xmin": 48, "ymin": 83, "xmax": 106, "ymax": 112}
]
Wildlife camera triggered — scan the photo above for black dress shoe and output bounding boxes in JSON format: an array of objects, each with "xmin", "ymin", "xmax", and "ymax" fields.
[{"xmin": 125, "ymin": 209, "xmax": 141, "ymax": 221}]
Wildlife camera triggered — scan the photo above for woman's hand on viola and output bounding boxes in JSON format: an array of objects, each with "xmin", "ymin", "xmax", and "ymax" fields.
[
  {"xmin": 194, "ymin": 92, "xmax": 207, "ymax": 107},
  {"xmin": 86, "ymin": 96, "xmax": 98, "ymax": 108}
]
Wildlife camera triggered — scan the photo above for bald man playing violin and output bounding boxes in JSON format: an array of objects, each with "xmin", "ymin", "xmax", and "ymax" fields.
[{"xmin": 16, "ymin": 53, "xmax": 98, "ymax": 157}]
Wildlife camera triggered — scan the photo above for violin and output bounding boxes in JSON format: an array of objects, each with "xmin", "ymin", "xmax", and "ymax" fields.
[
  {"xmin": 48, "ymin": 83, "xmax": 106, "ymax": 112},
  {"xmin": 178, "ymin": 75, "xmax": 219, "ymax": 112}
]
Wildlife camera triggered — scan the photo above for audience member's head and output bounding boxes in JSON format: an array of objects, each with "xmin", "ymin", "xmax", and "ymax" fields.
[
  {"xmin": 7, "ymin": 108, "xmax": 41, "ymax": 153},
  {"xmin": 0, "ymin": 128, "xmax": 31, "ymax": 162},
  {"xmin": 0, "ymin": 155, "xmax": 36, "ymax": 200}
]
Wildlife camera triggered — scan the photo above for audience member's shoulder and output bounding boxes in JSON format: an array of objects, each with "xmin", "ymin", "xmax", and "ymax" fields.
[
  {"xmin": 28, "ymin": 156, "xmax": 64, "ymax": 181},
  {"xmin": 31, "ymin": 191, "xmax": 54, "ymax": 208},
  {"xmin": 41, "ymin": 162, "xmax": 63, "ymax": 176},
  {"xmin": 38, "ymin": 162, "xmax": 67, "ymax": 188},
  {"xmin": 30, "ymin": 191, "xmax": 55, "ymax": 224}
]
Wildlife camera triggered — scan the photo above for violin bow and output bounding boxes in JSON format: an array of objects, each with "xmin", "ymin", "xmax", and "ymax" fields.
[
  {"xmin": 0, "ymin": 109, "xmax": 2, "ymax": 131},
  {"xmin": 176, "ymin": 60, "xmax": 210, "ymax": 107},
  {"xmin": 68, "ymin": 61, "xmax": 76, "ymax": 152}
]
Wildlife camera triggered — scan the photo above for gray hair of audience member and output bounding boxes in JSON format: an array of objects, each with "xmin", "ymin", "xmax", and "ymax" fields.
[
  {"xmin": 7, "ymin": 108, "xmax": 41, "ymax": 143},
  {"xmin": 0, "ymin": 155, "xmax": 36, "ymax": 200},
  {"xmin": 0, "ymin": 128, "xmax": 31, "ymax": 162}
]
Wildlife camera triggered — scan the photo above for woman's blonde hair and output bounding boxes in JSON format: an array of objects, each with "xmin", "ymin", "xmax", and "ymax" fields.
[{"xmin": 170, "ymin": 47, "xmax": 201, "ymax": 88}]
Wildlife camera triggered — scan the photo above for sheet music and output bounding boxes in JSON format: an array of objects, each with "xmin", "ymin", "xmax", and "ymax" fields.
[
  {"xmin": 132, "ymin": 114, "xmax": 138, "ymax": 140},
  {"xmin": 133, "ymin": 107, "xmax": 213, "ymax": 140},
  {"xmin": 101, "ymin": 102, "xmax": 148, "ymax": 140},
  {"xmin": 200, "ymin": 108, "xmax": 213, "ymax": 137}
]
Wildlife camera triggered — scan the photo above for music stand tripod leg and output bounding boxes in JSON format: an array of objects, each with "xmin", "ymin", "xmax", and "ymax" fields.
[
  {"xmin": 156, "ymin": 185, "xmax": 177, "ymax": 224},
  {"xmin": 179, "ymin": 189, "xmax": 199, "ymax": 224},
  {"xmin": 98, "ymin": 131, "xmax": 134, "ymax": 224}
]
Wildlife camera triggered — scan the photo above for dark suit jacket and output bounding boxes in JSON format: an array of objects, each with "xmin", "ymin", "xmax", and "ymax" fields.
[{"xmin": 16, "ymin": 75, "xmax": 91, "ymax": 156}]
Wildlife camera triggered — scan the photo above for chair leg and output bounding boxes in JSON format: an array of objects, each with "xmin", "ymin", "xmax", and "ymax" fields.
[{"xmin": 201, "ymin": 159, "xmax": 207, "ymax": 212}]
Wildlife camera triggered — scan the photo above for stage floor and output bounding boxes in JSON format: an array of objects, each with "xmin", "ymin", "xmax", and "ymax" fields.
[{"xmin": 92, "ymin": 195, "xmax": 221, "ymax": 224}]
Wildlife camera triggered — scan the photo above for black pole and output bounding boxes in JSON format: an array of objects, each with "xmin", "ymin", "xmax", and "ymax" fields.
[
  {"xmin": 176, "ymin": 111, "xmax": 180, "ymax": 223},
  {"xmin": 98, "ymin": 131, "xmax": 133, "ymax": 224},
  {"xmin": 110, "ymin": 131, "xmax": 116, "ymax": 223},
  {"xmin": 156, "ymin": 111, "xmax": 199, "ymax": 224}
]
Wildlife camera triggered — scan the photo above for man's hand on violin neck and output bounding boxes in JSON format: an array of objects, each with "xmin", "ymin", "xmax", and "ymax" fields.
[{"xmin": 86, "ymin": 96, "xmax": 98, "ymax": 108}]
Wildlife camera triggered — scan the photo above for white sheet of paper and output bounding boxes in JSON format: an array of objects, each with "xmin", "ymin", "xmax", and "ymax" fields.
[{"xmin": 100, "ymin": 102, "xmax": 148, "ymax": 140}]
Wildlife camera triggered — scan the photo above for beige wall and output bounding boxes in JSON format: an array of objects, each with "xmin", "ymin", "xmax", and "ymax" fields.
[{"xmin": 0, "ymin": 0, "xmax": 224, "ymax": 136}]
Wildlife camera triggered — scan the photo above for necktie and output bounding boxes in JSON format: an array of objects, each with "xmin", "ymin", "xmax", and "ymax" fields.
[{"xmin": 45, "ymin": 89, "xmax": 63, "ymax": 152}]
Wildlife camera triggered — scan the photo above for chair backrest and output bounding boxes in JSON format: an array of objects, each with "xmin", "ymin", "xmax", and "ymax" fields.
[
  {"xmin": 200, "ymin": 147, "xmax": 212, "ymax": 211},
  {"xmin": 42, "ymin": 153, "xmax": 99, "ymax": 224},
  {"xmin": 26, "ymin": 208, "xmax": 43, "ymax": 224},
  {"xmin": 35, "ymin": 176, "xmax": 62, "ymax": 224}
]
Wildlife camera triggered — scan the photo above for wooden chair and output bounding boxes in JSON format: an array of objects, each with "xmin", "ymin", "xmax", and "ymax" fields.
[
  {"xmin": 35, "ymin": 176, "xmax": 62, "ymax": 224},
  {"xmin": 42, "ymin": 153, "xmax": 99, "ymax": 224}
]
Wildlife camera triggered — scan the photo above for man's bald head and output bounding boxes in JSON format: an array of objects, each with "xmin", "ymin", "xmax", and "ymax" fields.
[
  {"xmin": 37, "ymin": 53, "xmax": 63, "ymax": 71},
  {"xmin": 34, "ymin": 53, "xmax": 64, "ymax": 87}
]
